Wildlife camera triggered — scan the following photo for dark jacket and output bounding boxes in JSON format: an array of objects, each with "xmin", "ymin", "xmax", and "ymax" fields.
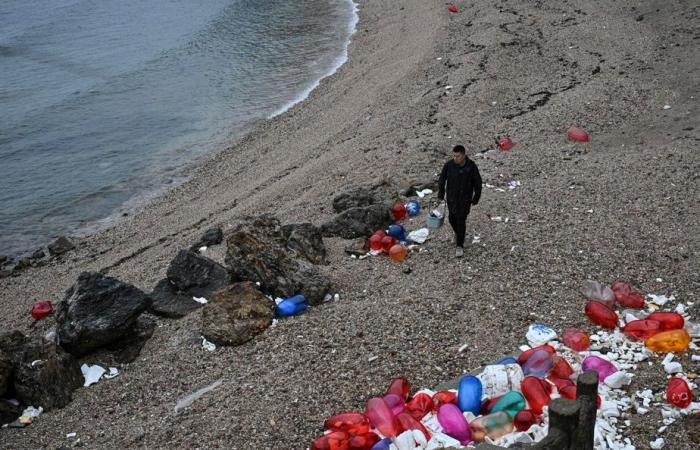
[{"xmin": 437, "ymin": 158, "xmax": 482, "ymax": 214}]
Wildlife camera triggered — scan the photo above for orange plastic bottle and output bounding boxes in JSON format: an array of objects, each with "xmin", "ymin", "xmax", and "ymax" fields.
[{"xmin": 645, "ymin": 329, "xmax": 690, "ymax": 353}]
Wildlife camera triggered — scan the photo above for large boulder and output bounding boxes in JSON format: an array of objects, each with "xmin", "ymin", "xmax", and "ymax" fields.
[
  {"xmin": 320, "ymin": 203, "xmax": 393, "ymax": 239},
  {"xmin": 281, "ymin": 223, "xmax": 327, "ymax": 265},
  {"xmin": 225, "ymin": 216, "xmax": 331, "ymax": 305},
  {"xmin": 201, "ymin": 282, "xmax": 274, "ymax": 346},
  {"xmin": 332, "ymin": 187, "xmax": 381, "ymax": 213},
  {"xmin": 104, "ymin": 317, "xmax": 156, "ymax": 363},
  {"xmin": 149, "ymin": 250, "xmax": 229, "ymax": 318},
  {"xmin": 56, "ymin": 271, "xmax": 152, "ymax": 356},
  {"xmin": 0, "ymin": 331, "xmax": 82, "ymax": 412}
]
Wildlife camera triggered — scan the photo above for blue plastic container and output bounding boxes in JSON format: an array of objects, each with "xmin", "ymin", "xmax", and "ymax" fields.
[
  {"xmin": 387, "ymin": 224, "xmax": 406, "ymax": 241},
  {"xmin": 406, "ymin": 200, "xmax": 421, "ymax": 217},
  {"xmin": 457, "ymin": 375, "xmax": 483, "ymax": 415},
  {"xmin": 275, "ymin": 294, "xmax": 307, "ymax": 317}
]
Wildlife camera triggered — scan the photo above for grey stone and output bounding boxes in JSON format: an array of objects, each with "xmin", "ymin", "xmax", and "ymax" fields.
[
  {"xmin": 344, "ymin": 238, "xmax": 369, "ymax": 256},
  {"xmin": 31, "ymin": 248, "xmax": 46, "ymax": 260},
  {"xmin": 56, "ymin": 271, "xmax": 151, "ymax": 356},
  {"xmin": 48, "ymin": 236, "xmax": 75, "ymax": 256},
  {"xmin": 281, "ymin": 223, "xmax": 327, "ymax": 265},
  {"xmin": 202, "ymin": 281, "xmax": 274, "ymax": 346},
  {"xmin": 104, "ymin": 316, "xmax": 156, "ymax": 363},
  {"xmin": 200, "ymin": 227, "xmax": 223, "ymax": 246},
  {"xmin": 320, "ymin": 203, "xmax": 393, "ymax": 239},
  {"xmin": 166, "ymin": 250, "xmax": 230, "ymax": 298}
]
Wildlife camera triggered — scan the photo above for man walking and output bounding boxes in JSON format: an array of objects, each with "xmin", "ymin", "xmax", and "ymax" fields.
[{"xmin": 437, "ymin": 144, "xmax": 482, "ymax": 257}]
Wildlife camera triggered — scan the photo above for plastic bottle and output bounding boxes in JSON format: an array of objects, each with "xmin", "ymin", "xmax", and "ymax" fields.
[
  {"xmin": 521, "ymin": 377, "xmax": 551, "ymax": 414},
  {"xmin": 311, "ymin": 431, "xmax": 350, "ymax": 450},
  {"xmin": 561, "ymin": 329, "xmax": 590, "ymax": 351},
  {"xmin": 469, "ymin": 411, "xmax": 513, "ymax": 442},
  {"xmin": 567, "ymin": 127, "xmax": 589, "ymax": 142},
  {"xmin": 645, "ymin": 329, "xmax": 690, "ymax": 353},
  {"xmin": 437, "ymin": 403, "xmax": 471, "ymax": 445},
  {"xmin": 646, "ymin": 312, "xmax": 684, "ymax": 331},
  {"xmin": 324, "ymin": 413, "xmax": 370, "ymax": 434},
  {"xmin": 585, "ymin": 300, "xmax": 618, "ymax": 329},
  {"xmin": 365, "ymin": 397, "xmax": 399, "ymax": 438},
  {"xmin": 31, "ymin": 301, "xmax": 53, "ymax": 320},
  {"xmin": 406, "ymin": 393, "xmax": 432, "ymax": 420},
  {"xmin": 380, "ymin": 236, "xmax": 396, "ymax": 253},
  {"xmin": 514, "ymin": 410, "xmax": 539, "ymax": 431},
  {"xmin": 490, "ymin": 391, "xmax": 526, "ymax": 418},
  {"xmin": 520, "ymin": 349, "xmax": 554, "ymax": 378},
  {"xmin": 610, "ymin": 281, "xmax": 645, "ymax": 309},
  {"xmin": 389, "ymin": 244, "xmax": 408, "ymax": 263},
  {"xmin": 666, "ymin": 377, "xmax": 693, "ymax": 408},
  {"xmin": 581, "ymin": 356, "xmax": 618, "ymax": 382},
  {"xmin": 396, "ymin": 412, "xmax": 430, "ymax": 441},
  {"xmin": 391, "ymin": 204, "xmax": 407, "ymax": 221},
  {"xmin": 456, "ymin": 376, "xmax": 482, "ymax": 416},
  {"xmin": 550, "ymin": 357, "xmax": 574, "ymax": 380},
  {"xmin": 385, "ymin": 377, "xmax": 411, "ymax": 401},
  {"xmin": 432, "ymin": 390, "xmax": 457, "ymax": 409},
  {"xmin": 383, "ymin": 394, "xmax": 405, "ymax": 416},
  {"xmin": 517, "ymin": 345, "xmax": 555, "ymax": 365},
  {"xmin": 498, "ymin": 137, "xmax": 513, "ymax": 151},
  {"xmin": 275, "ymin": 295, "xmax": 307, "ymax": 317},
  {"xmin": 368, "ymin": 234, "xmax": 383, "ymax": 252},
  {"xmin": 622, "ymin": 319, "xmax": 662, "ymax": 341},
  {"xmin": 349, "ymin": 432, "xmax": 380, "ymax": 450}
]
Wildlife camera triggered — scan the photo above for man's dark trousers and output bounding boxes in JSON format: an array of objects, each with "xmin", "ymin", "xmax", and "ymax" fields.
[{"xmin": 448, "ymin": 208, "xmax": 469, "ymax": 248}]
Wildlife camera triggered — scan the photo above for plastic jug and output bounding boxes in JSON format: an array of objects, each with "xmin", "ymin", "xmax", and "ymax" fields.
[
  {"xmin": 585, "ymin": 300, "xmax": 618, "ymax": 329},
  {"xmin": 275, "ymin": 295, "xmax": 307, "ymax": 317},
  {"xmin": 561, "ymin": 329, "xmax": 590, "ymax": 351},
  {"xmin": 550, "ymin": 357, "xmax": 574, "ymax": 379},
  {"xmin": 383, "ymin": 394, "xmax": 405, "ymax": 416},
  {"xmin": 647, "ymin": 312, "xmax": 684, "ymax": 331},
  {"xmin": 324, "ymin": 413, "xmax": 370, "ymax": 434},
  {"xmin": 517, "ymin": 345, "xmax": 555, "ymax": 365},
  {"xmin": 365, "ymin": 397, "xmax": 399, "ymax": 438},
  {"xmin": 432, "ymin": 390, "xmax": 457, "ymax": 409},
  {"xmin": 645, "ymin": 329, "xmax": 690, "ymax": 353},
  {"xmin": 622, "ymin": 319, "xmax": 662, "ymax": 341},
  {"xmin": 380, "ymin": 236, "xmax": 396, "ymax": 253},
  {"xmin": 437, "ymin": 403, "xmax": 471, "ymax": 445}
]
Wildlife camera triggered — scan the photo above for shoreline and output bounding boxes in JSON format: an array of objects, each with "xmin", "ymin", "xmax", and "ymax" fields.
[{"xmin": 2, "ymin": 1, "xmax": 699, "ymax": 449}]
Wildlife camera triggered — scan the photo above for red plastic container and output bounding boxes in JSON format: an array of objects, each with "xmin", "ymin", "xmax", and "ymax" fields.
[
  {"xmin": 368, "ymin": 234, "xmax": 383, "ymax": 251},
  {"xmin": 349, "ymin": 432, "xmax": 380, "ymax": 450},
  {"xmin": 31, "ymin": 301, "xmax": 53, "ymax": 321},
  {"xmin": 365, "ymin": 397, "xmax": 399, "ymax": 438},
  {"xmin": 391, "ymin": 204, "xmax": 407, "ymax": 221},
  {"xmin": 386, "ymin": 377, "xmax": 411, "ymax": 401},
  {"xmin": 311, "ymin": 431, "xmax": 350, "ymax": 450},
  {"xmin": 498, "ymin": 137, "xmax": 513, "ymax": 151},
  {"xmin": 610, "ymin": 281, "xmax": 645, "ymax": 308},
  {"xmin": 324, "ymin": 413, "xmax": 370, "ymax": 435},
  {"xmin": 647, "ymin": 312, "xmax": 685, "ymax": 331},
  {"xmin": 550, "ymin": 357, "xmax": 574, "ymax": 380},
  {"xmin": 396, "ymin": 412, "xmax": 431, "ymax": 441},
  {"xmin": 567, "ymin": 127, "xmax": 589, "ymax": 142},
  {"xmin": 521, "ymin": 377, "xmax": 551, "ymax": 414},
  {"xmin": 432, "ymin": 390, "xmax": 458, "ymax": 409},
  {"xmin": 667, "ymin": 377, "xmax": 693, "ymax": 408},
  {"xmin": 585, "ymin": 300, "xmax": 618, "ymax": 329},
  {"xmin": 561, "ymin": 329, "xmax": 590, "ymax": 352},
  {"xmin": 380, "ymin": 236, "xmax": 396, "ymax": 253},
  {"xmin": 517, "ymin": 345, "xmax": 556, "ymax": 366},
  {"xmin": 622, "ymin": 319, "xmax": 662, "ymax": 341},
  {"xmin": 447, "ymin": 4, "xmax": 458, "ymax": 14},
  {"xmin": 514, "ymin": 410, "xmax": 539, "ymax": 431},
  {"xmin": 406, "ymin": 393, "xmax": 433, "ymax": 420},
  {"xmin": 549, "ymin": 377, "xmax": 575, "ymax": 393}
]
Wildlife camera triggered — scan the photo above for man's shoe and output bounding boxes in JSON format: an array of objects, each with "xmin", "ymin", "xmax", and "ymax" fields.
[{"xmin": 455, "ymin": 247, "xmax": 464, "ymax": 258}]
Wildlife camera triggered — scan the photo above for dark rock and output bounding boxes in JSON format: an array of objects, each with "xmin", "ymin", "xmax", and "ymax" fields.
[
  {"xmin": 0, "ymin": 399, "xmax": 22, "ymax": 425},
  {"xmin": 0, "ymin": 349, "xmax": 11, "ymax": 395},
  {"xmin": 48, "ymin": 236, "xmax": 75, "ymax": 256},
  {"xmin": 0, "ymin": 255, "xmax": 6, "ymax": 265},
  {"xmin": 149, "ymin": 279, "xmax": 202, "ymax": 319},
  {"xmin": 14, "ymin": 257, "xmax": 31, "ymax": 271},
  {"xmin": 166, "ymin": 250, "xmax": 230, "ymax": 298},
  {"xmin": 104, "ymin": 317, "xmax": 156, "ymax": 363},
  {"xmin": 344, "ymin": 238, "xmax": 369, "ymax": 256},
  {"xmin": 332, "ymin": 187, "xmax": 381, "ymax": 212},
  {"xmin": 225, "ymin": 216, "xmax": 331, "ymax": 305},
  {"xmin": 0, "ymin": 331, "xmax": 82, "ymax": 412},
  {"xmin": 31, "ymin": 248, "xmax": 46, "ymax": 260},
  {"xmin": 281, "ymin": 223, "xmax": 327, "ymax": 265},
  {"xmin": 687, "ymin": 413, "xmax": 700, "ymax": 443},
  {"xmin": 56, "ymin": 271, "xmax": 151, "ymax": 356},
  {"xmin": 201, "ymin": 282, "xmax": 274, "ymax": 346},
  {"xmin": 200, "ymin": 227, "xmax": 223, "ymax": 246},
  {"xmin": 321, "ymin": 203, "xmax": 393, "ymax": 239},
  {"xmin": 0, "ymin": 269, "xmax": 12, "ymax": 279}
]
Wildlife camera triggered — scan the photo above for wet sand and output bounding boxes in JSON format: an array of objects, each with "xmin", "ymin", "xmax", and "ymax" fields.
[{"xmin": 1, "ymin": 0, "xmax": 699, "ymax": 448}]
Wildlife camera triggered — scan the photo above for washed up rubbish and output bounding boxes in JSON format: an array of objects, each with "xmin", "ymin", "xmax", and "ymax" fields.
[
  {"xmin": 324, "ymin": 413, "xmax": 370, "ymax": 434},
  {"xmin": 371, "ymin": 437, "xmax": 392, "ymax": 450},
  {"xmin": 582, "ymin": 280, "xmax": 616, "ymax": 308},
  {"xmin": 394, "ymin": 429, "xmax": 428, "ymax": 450},
  {"xmin": 416, "ymin": 189, "xmax": 433, "ymax": 198},
  {"xmin": 383, "ymin": 394, "xmax": 405, "ymax": 416},
  {"xmin": 457, "ymin": 376, "xmax": 482, "ymax": 415},
  {"xmin": 469, "ymin": 411, "xmax": 513, "ymax": 442},
  {"xmin": 365, "ymin": 397, "xmax": 399, "ymax": 438},
  {"xmin": 507, "ymin": 180, "xmax": 521, "ymax": 190},
  {"xmin": 622, "ymin": 320, "xmax": 662, "ymax": 341},
  {"xmin": 81, "ymin": 364, "xmax": 106, "ymax": 387},
  {"xmin": 520, "ymin": 349, "xmax": 554, "ymax": 378},
  {"xmin": 369, "ymin": 232, "xmax": 384, "ymax": 251},
  {"xmin": 561, "ymin": 329, "xmax": 590, "ymax": 351},
  {"xmin": 648, "ymin": 294, "xmax": 674, "ymax": 306},
  {"xmin": 406, "ymin": 200, "xmax": 421, "ymax": 217},
  {"xmin": 386, "ymin": 377, "xmax": 411, "ymax": 401},
  {"xmin": 174, "ymin": 379, "xmax": 223, "ymax": 414},
  {"xmin": 447, "ymin": 4, "xmax": 458, "ymax": 14},
  {"xmin": 611, "ymin": 282, "xmax": 645, "ymax": 308},
  {"xmin": 585, "ymin": 300, "xmax": 618, "ymax": 329},
  {"xmin": 396, "ymin": 412, "xmax": 430, "ymax": 441},
  {"xmin": 517, "ymin": 345, "xmax": 555, "ymax": 366},
  {"xmin": 387, "ymin": 224, "xmax": 406, "ymax": 241},
  {"xmin": 513, "ymin": 410, "xmax": 539, "ymax": 431},
  {"xmin": 275, "ymin": 294, "xmax": 307, "ymax": 317},
  {"xmin": 104, "ymin": 367, "xmax": 119, "ymax": 379},
  {"xmin": 646, "ymin": 312, "xmax": 684, "ymax": 331},
  {"xmin": 604, "ymin": 371, "xmax": 633, "ymax": 389},
  {"xmin": 581, "ymin": 356, "xmax": 618, "ymax": 382},
  {"xmin": 567, "ymin": 127, "xmax": 589, "ymax": 142},
  {"xmin": 490, "ymin": 391, "xmax": 526, "ymax": 418},
  {"xmin": 31, "ymin": 301, "xmax": 53, "ymax": 321},
  {"xmin": 201, "ymin": 337, "xmax": 216, "ymax": 352},
  {"xmin": 407, "ymin": 228, "xmax": 429, "ymax": 244},
  {"xmin": 497, "ymin": 136, "xmax": 514, "ymax": 151},
  {"xmin": 650, "ymin": 438, "xmax": 665, "ymax": 449},
  {"xmin": 406, "ymin": 393, "xmax": 433, "ymax": 420},
  {"xmin": 192, "ymin": 296, "xmax": 208, "ymax": 304},
  {"xmin": 350, "ymin": 432, "xmax": 381, "ymax": 450},
  {"xmin": 311, "ymin": 431, "xmax": 350, "ymax": 450},
  {"xmin": 666, "ymin": 378, "xmax": 692, "ymax": 408},
  {"xmin": 389, "ymin": 244, "xmax": 407, "ymax": 262},
  {"xmin": 645, "ymin": 329, "xmax": 690, "ymax": 353},
  {"xmin": 433, "ymin": 390, "xmax": 457, "ymax": 409},
  {"xmin": 380, "ymin": 236, "xmax": 396, "ymax": 253},
  {"xmin": 437, "ymin": 403, "xmax": 471, "ymax": 444},
  {"xmin": 477, "ymin": 364, "xmax": 524, "ymax": 398},
  {"xmin": 521, "ymin": 377, "xmax": 551, "ymax": 414},
  {"xmin": 18, "ymin": 406, "xmax": 43, "ymax": 425},
  {"xmin": 661, "ymin": 354, "xmax": 683, "ymax": 374},
  {"xmin": 525, "ymin": 324, "xmax": 557, "ymax": 347},
  {"xmin": 391, "ymin": 203, "xmax": 407, "ymax": 221}
]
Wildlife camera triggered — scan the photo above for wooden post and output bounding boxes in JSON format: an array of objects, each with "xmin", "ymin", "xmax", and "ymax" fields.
[{"xmin": 573, "ymin": 370, "xmax": 599, "ymax": 450}]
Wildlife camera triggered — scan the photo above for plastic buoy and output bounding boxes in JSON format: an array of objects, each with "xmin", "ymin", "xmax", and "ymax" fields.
[
  {"xmin": 389, "ymin": 244, "xmax": 407, "ymax": 262},
  {"xmin": 498, "ymin": 137, "xmax": 513, "ymax": 151},
  {"xmin": 567, "ymin": 127, "xmax": 589, "ymax": 142},
  {"xmin": 447, "ymin": 4, "xmax": 458, "ymax": 14},
  {"xmin": 31, "ymin": 301, "xmax": 53, "ymax": 321},
  {"xmin": 391, "ymin": 203, "xmax": 407, "ymax": 221}
]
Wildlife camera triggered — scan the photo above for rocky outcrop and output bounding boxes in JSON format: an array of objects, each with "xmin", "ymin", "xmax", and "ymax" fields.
[
  {"xmin": 281, "ymin": 223, "xmax": 327, "ymax": 265},
  {"xmin": 225, "ymin": 215, "xmax": 331, "ymax": 305},
  {"xmin": 48, "ymin": 236, "xmax": 75, "ymax": 256},
  {"xmin": 320, "ymin": 203, "xmax": 393, "ymax": 239},
  {"xmin": 0, "ymin": 331, "xmax": 82, "ymax": 412},
  {"xmin": 0, "ymin": 349, "xmax": 11, "ymax": 396},
  {"xmin": 149, "ymin": 250, "xmax": 229, "ymax": 318},
  {"xmin": 201, "ymin": 282, "xmax": 274, "ymax": 346},
  {"xmin": 332, "ymin": 186, "xmax": 381, "ymax": 212},
  {"xmin": 56, "ymin": 272, "xmax": 152, "ymax": 356}
]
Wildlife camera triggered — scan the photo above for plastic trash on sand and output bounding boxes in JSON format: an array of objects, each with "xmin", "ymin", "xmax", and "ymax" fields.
[
  {"xmin": 567, "ymin": 127, "xmax": 589, "ymax": 142},
  {"xmin": 581, "ymin": 280, "xmax": 616, "ymax": 308},
  {"xmin": 386, "ymin": 377, "xmax": 411, "ymax": 401},
  {"xmin": 387, "ymin": 224, "xmax": 406, "ymax": 241},
  {"xmin": 561, "ymin": 329, "xmax": 590, "ymax": 351},
  {"xmin": 469, "ymin": 411, "xmax": 513, "ymax": 443},
  {"xmin": 18, "ymin": 406, "xmax": 43, "ymax": 425},
  {"xmin": 406, "ymin": 393, "xmax": 432, "ymax": 420},
  {"xmin": 174, "ymin": 379, "xmax": 223, "ymax": 413},
  {"xmin": 31, "ymin": 301, "xmax": 53, "ymax": 321},
  {"xmin": 365, "ymin": 397, "xmax": 399, "ymax": 438},
  {"xmin": 585, "ymin": 300, "xmax": 618, "ymax": 329},
  {"xmin": 391, "ymin": 203, "xmax": 407, "ymax": 221},
  {"xmin": 490, "ymin": 391, "xmax": 526, "ymax": 418},
  {"xmin": 275, "ymin": 294, "xmax": 307, "ymax": 317},
  {"xmin": 645, "ymin": 329, "xmax": 690, "ymax": 353},
  {"xmin": 437, "ymin": 403, "xmax": 471, "ymax": 444},
  {"xmin": 389, "ymin": 244, "xmax": 408, "ymax": 262},
  {"xmin": 381, "ymin": 236, "xmax": 397, "ymax": 253},
  {"xmin": 416, "ymin": 189, "xmax": 433, "ymax": 199},
  {"xmin": 477, "ymin": 364, "xmax": 524, "ymax": 398},
  {"xmin": 581, "ymin": 355, "xmax": 618, "ymax": 382},
  {"xmin": 201, "ymin": 337, "xmax": 216, "ymax": 352},
  {"xmin": 81, "ymin": 364, "xmax": 106, "ymax": 387},
  {"xmin": 622, "ymin": 319, "xmax": 662, "ymax": 341},
  {"xmin": 406, "ymin": 200, "xmax": 421, "ymax": 217},
  {"xmin": 525, "ymin": 324, "xmax": 557, "ymax": 347},
  {"xmin": 521, "ymin": 377, "xmax": 551, "ymax": 414},
  {"xmin": 611, "ymin": 281, "xmax": 645, "ymax": 308},
  {"xmin": 646, "ymin": 312, "xmax": 684, "ymax": 331},
  {"xmin": 666, "ymin": 377, "xmax": 693, "ymax": 408},
  {"xmin": 497, "ymin": 136, "xmax": 513, "ymax": 151},
  {"xmin": 383, "ymin": 393, "xmax": 405, "ymax": 416},
  {"xmin": 520, "ymin": 349, "xmax": 553, "ymax": 378},
  {"xmin": 324, "ymin": 413, "xmax": 370, "ymax": 434},
  {"xmin": 457, "ymin": 375, "xmax": 482, "ymax": 415},
  {"xmin": 407, "ymin": 228, "xmax": 429, "ymax": 244},
  {"xmin": 447, "ymin": 4, "xmax": 458, "ymax": 14},
  {"xmin": 192, "ymin": 296, "xmax": 208, "ymax": 304}
]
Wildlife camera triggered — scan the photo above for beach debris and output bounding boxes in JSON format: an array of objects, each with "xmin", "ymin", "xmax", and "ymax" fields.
[
  {"xmin": 81, "ymin": 364, "xmax": 106, "ymax": 387},
  {"xmin": 497, "ymin": 136, "xmax": 513, "ymax": 151},
  {"xmin": 391, "ymin": 203, "xmax": 407, "ymax": 221},
  {"xmin": 31, "ymin": 301, "xmax": 53, "ymax": 321},
  {"xmin": 192, "ymin": 296, "xmax": 207, "ymax": 305},
  {"xmin": 663, "ymin": 105, "xmax": 671, "ymax": 110},
  {"xmin": 201, "ymin": 337, "xmax": 216, "ymax": 352},
  {"xmin": 66, "ymin": 432, "xmax": 77, "ymax": 438},
  {"xmin": 18, "ymin": 406, "xmax": 42, "ymax": 425},
  {"xmin": 667, "ymin": 378, "xmax": 693, "ymax": 408},
  {"xmin": 650, "ymin": 437, "xmax": 665, "ymax": 448},
  {"xmin": 416, "ymin": 189, "xmax": 433, "ymax": 198},
  {"xmin": 567, "ymin": 126, "xmax": 590, "ymax": 142},
  {"xmin": 104, "ymin": 367, "xmax": 119, "ymax": 379},
  {"xmin": 276, "ymin": 294, "xmax": 308, "ymax": 317},
  {"xmin": 471, "ymin": 235, "xmax": 480, "ymax": 245},
  {"xmin": 407, "ymin": 228, "xmax": 429, "ymax": 244},
  {"xmin": 582, "ymin": 280, "xmax": 616, "ymax": 308},
  {"xmin": 405, "ymin": 200, "xmax": 421, "ymax": 217},
  {"xmin": 525, "ymin": 324, "xmax": 557, "ymax": 347},
  {"xmin": 447, "ymin": 4, "xmax": 458, "ymax": 14},
  {"xmin": 507, "ymin": 180, "xmax": 521, "ymax": 190},
  {"xmin": 174, "ymin": 379, "xmax": 223, "ymax": 414},
  {"xmin": 648, "ymin": 294, "xmax": 674, "ymax": 306}
]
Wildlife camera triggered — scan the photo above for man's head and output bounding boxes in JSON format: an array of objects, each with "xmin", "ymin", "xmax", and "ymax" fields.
[{"xmin": 452, "ymin": 144, "xmax": 466, "ymax": 165}]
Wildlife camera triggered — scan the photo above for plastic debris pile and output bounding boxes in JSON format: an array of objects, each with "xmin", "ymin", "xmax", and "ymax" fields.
[{"xmin": 309, "ymin": 280, "xmax": 698, "ymax": 449}]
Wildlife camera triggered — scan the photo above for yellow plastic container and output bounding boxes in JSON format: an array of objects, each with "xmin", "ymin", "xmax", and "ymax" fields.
[{"xmin": 645, "ymin": 329, "xmax": 690, "ymax": 353}]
